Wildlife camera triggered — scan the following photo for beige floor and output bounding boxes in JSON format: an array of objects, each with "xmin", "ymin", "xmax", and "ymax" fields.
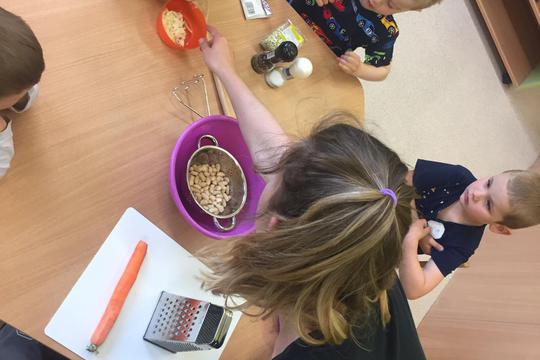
[{"xmin": 359, "ymin": 0, "xmax": 539, "ymax": 325}]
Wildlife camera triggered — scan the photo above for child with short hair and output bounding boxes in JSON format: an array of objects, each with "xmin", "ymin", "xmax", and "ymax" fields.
[
  {"xmin": 399, "ymin": 159, "xmax": 540, "ymax": 299},
  {"xmin": 0, "ymin": 6, "xmax": 45, "ymax": 178},
  {"xmin": 198, "ymin": 26, "xmax": 425, "ymax": 359},
  {"xmin": 288, "ymin": 0, "xmax": 442, "ymax": 81}
]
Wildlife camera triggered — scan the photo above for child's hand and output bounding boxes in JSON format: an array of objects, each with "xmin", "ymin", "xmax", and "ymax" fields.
[
  {"xmin": 199, "ymin": 25, "xmax": 234, "ymax": 78},
  {"xmin": 316, "ymin": 0, "xmax": 335, "ymax": 6},
  {"xmin": 338, "ymin": 51, "xmax": 363, "ymax": 77},
  {"xmin": 418, "ymin": 235, "xmax": 444, "ymax": 255},
  {"xmin": 403, "ymin": 219, "xmax": 432, "ymax": 250}
]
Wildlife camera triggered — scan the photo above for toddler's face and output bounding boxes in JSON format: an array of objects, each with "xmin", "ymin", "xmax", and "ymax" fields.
[
  {"xmin": 458, "ymin": 173, "xmax": 512, "ymax": 226},
  {"xmin": 360, "ymin": 0, "xmax": 423, "ymax": 15},
  {"xmin": 0, "ymin": 88, "xmax": 30, "ymax": 110}
]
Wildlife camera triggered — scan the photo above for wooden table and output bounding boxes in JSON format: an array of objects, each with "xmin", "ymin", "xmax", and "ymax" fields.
[
  {"xmin": 0, "ymin": 1, "xmax": 363, "ymax": 359},
  {"xmin": 418, "ymin": 225, "xmax": 540, "ymax": 359}
]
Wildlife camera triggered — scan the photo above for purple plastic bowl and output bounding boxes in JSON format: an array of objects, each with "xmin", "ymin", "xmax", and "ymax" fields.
[{"xmin": 169, "ymin": 115, "xmax": 266, "ymax": 239}]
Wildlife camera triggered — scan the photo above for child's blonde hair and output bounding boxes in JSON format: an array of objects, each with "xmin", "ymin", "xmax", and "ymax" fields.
[
  {"xmin": 501, "ymin": 170, "xmax": 540, "ymax": 229},
  {"xmin": 199, "ymin": 112, "xmax": 414, "ymax": 346},
  {"xmin": 0, "ymin": 7, "xmax": 44, "ymax": 98}
]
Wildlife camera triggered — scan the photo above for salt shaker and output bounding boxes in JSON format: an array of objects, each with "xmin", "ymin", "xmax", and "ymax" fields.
[{"xmin": 265, "ymin": 57, "xmax": 313, "ymax": 88}]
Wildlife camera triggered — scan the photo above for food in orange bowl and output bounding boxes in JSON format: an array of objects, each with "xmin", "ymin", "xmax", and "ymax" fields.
[{"xmin": 157, "ymin": 0, "xmax": 207, "ymax": 50}]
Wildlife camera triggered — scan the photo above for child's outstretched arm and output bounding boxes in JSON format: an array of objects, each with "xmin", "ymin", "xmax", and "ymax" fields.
[
  {"xmin": 199, "ymin": 26, "xmax": 289, "ymax": 183},
  {"xmin": 338, "ymin": 51, "xmax": 391, "ymax": 81},
  {"xmin": 399, "ymin": 219, "xmax": 445, "ymax": 300}
]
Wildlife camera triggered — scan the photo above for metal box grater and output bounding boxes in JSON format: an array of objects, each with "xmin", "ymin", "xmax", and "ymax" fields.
[{"xmin": 143, "ymin": 291, "xmax": 233, "ymax": 353}]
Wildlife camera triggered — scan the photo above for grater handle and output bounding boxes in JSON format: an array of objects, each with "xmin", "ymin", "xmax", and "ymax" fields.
[{"xmin": 213, "ymin": 215, "xmax": 236, "ymax": 231}]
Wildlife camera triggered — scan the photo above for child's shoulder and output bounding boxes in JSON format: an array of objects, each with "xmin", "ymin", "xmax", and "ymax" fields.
[
  {"xmin": 375, "ymin": 14, "xmax": 399, "ymax": 37},
  {"xmin": 413, "ymin": 159, "xmax": 476, "ymax": 188},
  {"xmin": 415, "ymin": 159, "xmax": 471, "ymax": 174},
  {"xmin": 353, "ymin": 2, "xmax": 400, "ymax": 38}
]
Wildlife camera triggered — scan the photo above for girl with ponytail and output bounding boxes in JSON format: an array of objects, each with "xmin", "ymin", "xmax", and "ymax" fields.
[{"xmin": 198, "ymin": 26, "xmax": 425, "ymax": 360}]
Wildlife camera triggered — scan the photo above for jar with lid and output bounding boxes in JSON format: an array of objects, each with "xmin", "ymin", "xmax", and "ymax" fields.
[{"xmin": 251, "ymin": 41, "xmax": 298, "ymax": 74}]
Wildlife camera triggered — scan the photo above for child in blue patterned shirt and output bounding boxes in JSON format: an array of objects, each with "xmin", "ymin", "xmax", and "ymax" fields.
[{"xmin": 288, "ymin": 0, "xmax": 442, "ymax": 81}]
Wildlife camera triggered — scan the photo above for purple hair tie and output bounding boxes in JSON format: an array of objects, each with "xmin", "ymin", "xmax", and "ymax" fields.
[{"xmin": 380, "ymin": 188, "xmax": 397, "ymax": 206}]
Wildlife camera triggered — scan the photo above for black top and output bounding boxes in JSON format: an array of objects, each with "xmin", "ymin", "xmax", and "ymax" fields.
[
  {"xmin": 272, "ymin": 280, "xmax": 425, "ymax": 360},
  {"xmin": 288, "ymin": 0, "xmax": 399, "ymax": 66},
  {"xmin": 413, "ymin": 159, "xmax": 486, "ymax": 276}
]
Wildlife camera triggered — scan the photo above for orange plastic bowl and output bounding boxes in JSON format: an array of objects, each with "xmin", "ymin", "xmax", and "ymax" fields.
[{"xmin": 156, "ymin": 0, "xmax": 207, "ymax": 50}]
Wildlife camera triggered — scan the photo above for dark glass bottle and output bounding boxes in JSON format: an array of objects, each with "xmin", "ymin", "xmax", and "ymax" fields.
[{"xmin": 251, "ymin": 41, "xmax": 298, "ymax": 74}]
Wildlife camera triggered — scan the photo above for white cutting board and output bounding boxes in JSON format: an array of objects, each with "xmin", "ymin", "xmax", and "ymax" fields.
[{"xmin": 45, "ymin": 207, "xmax": 241, "ymax": 359}]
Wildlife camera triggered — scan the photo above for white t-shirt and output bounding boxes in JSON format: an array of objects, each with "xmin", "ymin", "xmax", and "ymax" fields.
[{"xmin": 0, "ymin": 121, "xmax": 14, "ymax": 178}]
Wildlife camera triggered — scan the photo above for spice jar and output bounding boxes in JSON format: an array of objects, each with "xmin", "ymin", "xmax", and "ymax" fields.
[{"xmin": 251, "ymin": 41, "xmax": 298, "ymax": 74}]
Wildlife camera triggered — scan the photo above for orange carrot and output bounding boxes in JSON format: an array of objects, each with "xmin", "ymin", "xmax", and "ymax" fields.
[{"xmin": 86, "ymin": 240, "xmax": 148, "ymax": 352}]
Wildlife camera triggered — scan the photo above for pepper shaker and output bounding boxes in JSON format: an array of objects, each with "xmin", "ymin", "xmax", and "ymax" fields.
[{"xmin": 251, "ymin": 41, "xmax": 298, "ymax": 74}]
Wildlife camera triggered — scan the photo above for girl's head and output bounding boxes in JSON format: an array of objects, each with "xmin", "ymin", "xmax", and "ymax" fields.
[{"xmin": 200, "ymin": 112, "xmax": 414, "ymax": 346}]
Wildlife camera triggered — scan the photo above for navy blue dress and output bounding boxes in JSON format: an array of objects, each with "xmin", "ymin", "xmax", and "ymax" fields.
[
  {"xmin": 273, "ymin": 280, "xmax": 425, "ymax": 360},
  {"xmin": 413, "ymin": 159, "xmax": 486, "ymax": 276},
  {"xmin": 288, "ymin": 0, "xmax": 399, "ymax": 67}
]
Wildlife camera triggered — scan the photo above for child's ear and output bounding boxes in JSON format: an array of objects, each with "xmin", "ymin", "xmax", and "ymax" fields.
[
  {"xmin": 268, "ymin": 216, "xmax": 280, "ymax": 230},
  {"xmin": 488, "ymin": 223, "xmax": 512, "ymax": 235}
]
